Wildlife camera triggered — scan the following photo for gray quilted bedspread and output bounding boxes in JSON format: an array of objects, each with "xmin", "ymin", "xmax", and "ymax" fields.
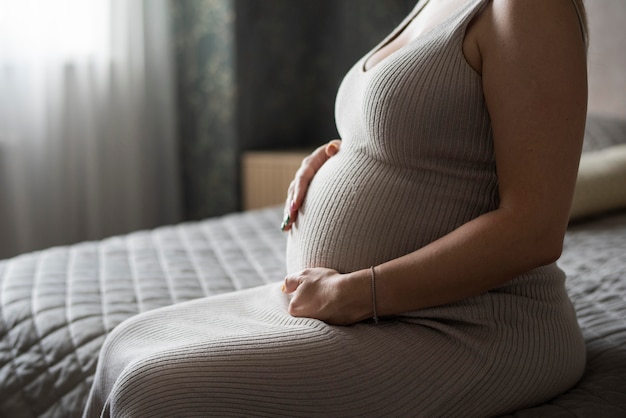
[{"xmin": 1, "ymin": 207, "xmax": 625, "ymax": 417}]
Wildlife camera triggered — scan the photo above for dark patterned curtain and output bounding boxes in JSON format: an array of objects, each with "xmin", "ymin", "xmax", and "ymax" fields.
[{"xmin": 171, "ymin": 0, "xmax": 415, "ymax": 220}]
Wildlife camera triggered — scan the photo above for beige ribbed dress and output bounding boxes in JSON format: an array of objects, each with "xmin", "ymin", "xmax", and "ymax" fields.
[{"xmin": 83, "ymin": 1, "xmax": 586, "ymax": 416}]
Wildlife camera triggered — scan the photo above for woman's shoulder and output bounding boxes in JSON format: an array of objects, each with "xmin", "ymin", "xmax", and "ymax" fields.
[
  {"xmin": 464, "ymin": 0, "xmax": 586, "ymax": 74},
  {"xmin": 473, "ymin": 0, "xmax": 585, "ymax": 51}
]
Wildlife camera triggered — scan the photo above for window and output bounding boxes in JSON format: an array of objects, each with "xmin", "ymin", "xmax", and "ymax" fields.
[{"xmin": 0, "ymin": 0, "xmax": 109, "ymax": 61}]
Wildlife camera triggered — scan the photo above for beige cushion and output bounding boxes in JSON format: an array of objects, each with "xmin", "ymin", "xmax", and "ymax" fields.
[
  {"xmin": 583, "ymin": 115, "xmax": 626, "ymax": 152},
  {"xmin": 570, "ymin": 144, "xmax": 626, "ymax": 220}
]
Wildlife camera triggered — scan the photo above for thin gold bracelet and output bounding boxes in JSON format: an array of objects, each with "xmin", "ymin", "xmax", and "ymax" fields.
[{"xmin": 370, "ymin": 266, "xmax": 379, "ymax": 324}]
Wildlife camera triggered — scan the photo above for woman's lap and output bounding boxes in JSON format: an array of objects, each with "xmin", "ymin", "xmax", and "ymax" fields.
[{"xmin": 83, "ymin": 280, "xmax": 585, "ymax": 417}]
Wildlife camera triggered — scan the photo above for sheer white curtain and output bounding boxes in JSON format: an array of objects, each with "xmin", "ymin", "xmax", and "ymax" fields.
[{"xmin": 0, "ymin": 0, "xmax": 181, "ymax": 258}]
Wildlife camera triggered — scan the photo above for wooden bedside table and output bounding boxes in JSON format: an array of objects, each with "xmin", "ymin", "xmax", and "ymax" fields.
[{"xmin": 241, "ymin": 150, "xmax": 310, "ymax": 210}]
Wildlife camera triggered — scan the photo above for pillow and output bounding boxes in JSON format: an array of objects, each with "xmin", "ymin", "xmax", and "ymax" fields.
[
  {"xmin": 570, "ymin": 144, "xmax": 626, "ymax": 221},
  {"xmin": 582, "ymin": 115, "xmax": 626, "ymax": 152},
  {"xmin": 569, "ymin": 116, "xmax": 626, "ymax": 221}
]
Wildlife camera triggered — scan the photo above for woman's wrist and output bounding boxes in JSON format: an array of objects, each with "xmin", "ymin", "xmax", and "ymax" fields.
[{"xmin": 340, "ymin": 268, "xmax": 378, "ymax": 323}]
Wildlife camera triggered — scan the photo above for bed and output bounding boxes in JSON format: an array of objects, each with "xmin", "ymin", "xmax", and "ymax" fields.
[
  {"xmin": 2, "ymin": 1, "xmax": 626, "ymax": 417},
  {"xmin": 2, "ymin": 197, "xmax": 626, "ymax": 418}
]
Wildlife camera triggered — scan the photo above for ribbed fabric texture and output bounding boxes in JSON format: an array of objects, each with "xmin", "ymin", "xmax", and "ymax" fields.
[
  {"xmin": 286, "ymin": 0, "xmax": 497, "ymax": 274},
  {"xmin": 83, "ymin": 1, "xmax": 586, "ymax": 417}
]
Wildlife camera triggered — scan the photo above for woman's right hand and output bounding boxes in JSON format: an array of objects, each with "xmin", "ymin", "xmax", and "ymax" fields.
[{"xmin": 281, "ymin": 139, "xmax": 341, "ymax": 231}]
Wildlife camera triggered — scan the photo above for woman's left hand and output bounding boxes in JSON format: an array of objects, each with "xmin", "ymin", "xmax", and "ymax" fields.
[
  {"xmin": 282, "ymin": 268, "xmax": 371, "ymax": 325},
  {"xmin": 281, "ymin": 140, "xmax": 341, "ymax": 231}
]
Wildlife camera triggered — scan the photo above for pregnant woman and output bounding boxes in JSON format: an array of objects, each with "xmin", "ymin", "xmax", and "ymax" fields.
[{"xmin": 84, "ymin": 0, "xmax": 589, "ymax": 416}]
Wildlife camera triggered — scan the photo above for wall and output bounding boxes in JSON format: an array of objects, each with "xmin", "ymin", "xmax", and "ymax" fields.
[
  {"xmin": 235, "ymin": 0, "xmax": 416, "ymax": 151},
  {"xmin": 586, "ymin": 0, "xmax": 626, "ymax": 117}
]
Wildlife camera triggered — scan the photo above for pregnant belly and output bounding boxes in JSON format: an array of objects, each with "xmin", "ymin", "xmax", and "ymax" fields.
[{"xmin": 285, "ymin": 151, "xmax": 444, "ymax": 274}]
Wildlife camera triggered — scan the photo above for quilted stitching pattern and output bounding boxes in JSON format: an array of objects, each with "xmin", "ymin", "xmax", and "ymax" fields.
[
  {"xmin": 1, "ymin": 207, "xmax": 625, "ymax": 417},
  {"xmin": 505, "ymin": 213, "xmax": 626, "ymax": 418},
  {"xmin": 1, "ymin": 208, "xmax": 286, "ymax": 417}
]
